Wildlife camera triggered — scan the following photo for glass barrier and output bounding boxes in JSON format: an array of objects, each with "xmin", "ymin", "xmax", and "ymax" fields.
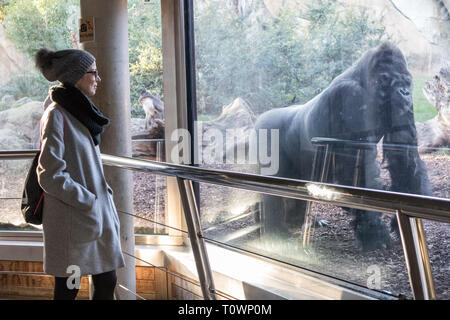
[
  {"xmin": 133, "ymin": 170, "xmax": 167, "ymax": 235},
  {"xmin": 128, "ymin": 0, "xmax": 167, "ymax": 236},
  {"xmin": 192, "ymin": 0, "xmax": 450, "ymax": 198},
  {"xmin": 193, "ymin": 0, "xmax": 450, "ymax": 298},
  {"xmin": 0, "ymin": 159, "xmax": 41, "ymax": 231},
  {"xmin": 0, "ymin": 0, "xmax": 167, "ymax": 234},
  {"xmin": 0, "ymin": 157, "xmax": 169, "ymax": 235},
  {"xmin": 0, "ymin": 0, "xmax": 79, "ymax": 230},
  {"xmin": 199, "ymin": 183, "xmax": 416, "ymax": 298},
  {"xmin": 422, "ymin": 220, "xmax": 450, "ymax": 300}
]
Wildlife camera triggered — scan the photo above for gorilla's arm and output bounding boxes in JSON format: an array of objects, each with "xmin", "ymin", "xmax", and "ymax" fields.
[
  {"xmin": 383, "ymin": 127, "xmax": 431, "ymax": 233},
  {"xmin": 317, "ymin": 80, "xmax": 384, "ymax": 190},
  {"xmin": 320, "ymin": 80, "xmax": 377, "ymax": 140},
  {"xmin": 383, "ymin": 129, "xmax": 431, "ymax": 196}
]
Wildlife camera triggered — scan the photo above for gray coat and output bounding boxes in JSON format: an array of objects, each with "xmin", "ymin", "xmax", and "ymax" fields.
[{"xmin": 37, "ymin": 101, "xmax": 125, "ymax": 277}]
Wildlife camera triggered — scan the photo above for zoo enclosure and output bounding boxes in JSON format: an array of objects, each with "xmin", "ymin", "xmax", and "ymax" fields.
[{"xmin": 1, "ymin": 148, "xmax": 449, "ymax": 300}]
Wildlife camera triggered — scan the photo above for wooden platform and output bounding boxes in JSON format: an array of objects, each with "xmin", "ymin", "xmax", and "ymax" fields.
[{"xmin": 0, "ymin": 260, "xmax": 167, "ymax": 300}]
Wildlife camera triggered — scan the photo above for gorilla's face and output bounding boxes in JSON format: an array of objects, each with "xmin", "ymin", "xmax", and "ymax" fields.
[{"xmin": 367, "ymin": 46, "xmax": 415, "ymax": 142}]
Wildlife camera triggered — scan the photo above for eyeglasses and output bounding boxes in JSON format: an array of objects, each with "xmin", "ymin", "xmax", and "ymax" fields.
[{"xmin": 86, "ymin": 70, "xmax": 99, "ymax": 77}]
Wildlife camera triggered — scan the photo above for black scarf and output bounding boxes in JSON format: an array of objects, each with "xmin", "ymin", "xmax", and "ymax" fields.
[{"xmin": 49, "ymin": 84, "xmax": 109, "ymax": 146}]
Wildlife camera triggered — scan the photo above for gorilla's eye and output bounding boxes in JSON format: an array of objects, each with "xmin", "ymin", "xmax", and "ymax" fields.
[
  {"xmin": 402, "ymin": 75, "xmax": 412, "ymax": 87},
  {"xmin": 379, "ymin": 72, "xmax": 390, "ymax": 86}
]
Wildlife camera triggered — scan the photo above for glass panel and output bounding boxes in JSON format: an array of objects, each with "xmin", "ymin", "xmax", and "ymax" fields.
[
  {"xmin": 193, "ymin": 0, "xmax": 449, "ymax": 296},
  {"xmin": 0, "ymin": 159, "xmax": 41, "ymax": 230},
  {"xmin": 0, "ymin": 1, "xmax": 169, "ymax": 234},
  {"xmin": 0, "ymin": 0, "xmax": 80, "ymax": 230},
  {"xmin": 128, "ymin": 0, "xmax": 167, "ymax": 235},
  {"xmin": 133, "ymin": 171, "xmax": 167, "ymax": 235},
  {"xmin": 200, "ymin": 183, "xmax": 412, "ymax": 298},
  {"xmin": 423, "ymin": 220, "xmax": 450, "ymax": 299},
  {"xmin": 192, "ymin": 0, "xmax": 450, "ymax": 196}
]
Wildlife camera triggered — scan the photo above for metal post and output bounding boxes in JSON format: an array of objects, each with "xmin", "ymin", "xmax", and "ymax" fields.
[
  {"xmin": 302, "ymin": 147, "xmax": 320, "ymax": 249},
  {"xmin": 396, "ymin": 211, "xmax": 424, "ymax": 299},
  {"xmin": 176, "ymin": 177, "xmax": 217, "ymax": 300},
  {"xmin": 303, "ymin": 144, "xmax": 332, "ymax": 248},
  {"xmin": 88, "ymin": 276, "xmax": 93, "ymax": 300},
  {"xmin": 411, "ymin": 218, "xmax": 436, "ymax": 299},
  {"xmin": 154, "ymin": 140, "xmax": 164, "ymax": 234},
  {"xmin": 396, "ymin": 210, "xmax": 436, "ymax": 299}
]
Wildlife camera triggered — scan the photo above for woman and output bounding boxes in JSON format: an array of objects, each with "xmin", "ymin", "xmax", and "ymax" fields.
[{"xmin": 35, "ymin": 48, "xmax": 125, "ymax": 300}]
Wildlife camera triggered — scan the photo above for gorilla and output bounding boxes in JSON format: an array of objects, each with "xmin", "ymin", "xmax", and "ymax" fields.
[{"xmin": 254, "ymin": 42, "xmax": 431, "ymax": 251}]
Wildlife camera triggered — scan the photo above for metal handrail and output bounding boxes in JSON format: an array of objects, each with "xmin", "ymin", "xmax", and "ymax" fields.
[
  {"xmin": 98, "ymin": 154, "xmax": 450, "ymax": 223},
  {"xmin": 0, "ymin": 150, "xmax": 38, "ymax": 159},
  {"xmin": 2, "ymin": 149, "xmax": 450, "ymax": 222},
  {"xmin": 311, "ymin": 137, "xmax": 450, "ymax": 153},
  {"xmin": 1, "ymin": 149, "xmax": 449, "ymax": 300}
]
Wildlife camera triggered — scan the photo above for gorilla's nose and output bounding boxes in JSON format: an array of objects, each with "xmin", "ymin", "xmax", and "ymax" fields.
[{"xmin": 398, "ymin": 88, "xmax": 410, "ymax": 96}]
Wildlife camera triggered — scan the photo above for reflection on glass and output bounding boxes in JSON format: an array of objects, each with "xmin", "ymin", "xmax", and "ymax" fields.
[
  {"xmin": 194, "ymin": 0, "xmax": 449, "ymax": 298},
  {"xmin": 0, "ymin": 159, "xmax": 41, "ymax": 230},
  {"xmin": 422, "ymin": 220, "xmax": 450, "ymax": 300},
  {"xmin": 200, "ymin": 183, "xmax": 415, "ymax": 298},
  {"xmin": 127, "ymin": 0, "xmax": 166, "ymax": 235},
  {"xmin": 0, "ymin": 1, "xmax": 81, "ymax": 230},
  {"xmin": 133, "ymin": 171, "xmax": 167, "ymax": 235}
]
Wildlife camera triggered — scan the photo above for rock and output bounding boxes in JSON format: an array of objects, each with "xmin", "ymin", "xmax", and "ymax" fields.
[
  {"xmin": 14, "ymin": 97, "xmax": 33, "ymax": 106},
  {"xmin": 0, "ymin": 24, "xmax": 33, "ymax": 86},
  {"xmin": 131, "ymin": 118, "xmax": 165, "ymax": 159},
  {"xmin": 1, "ymin": 95, "xmax": 15, "ymax": 105},
  {"xmin": 205, "ymin": 97, "xmax": 256, "ymax": 130},
  {"xmin": 0, "ymin": 101, "xmax": 43, "ymax": 149},
  {"xmin": 130, "ymin": 118, "xmax": 147, "ymax": 136},
  {"xmin": 132, "ymin": 138, "xmax": 165, "ymax": 160},
  {"xmin": 423, "ymin": 65, "xmax": 450, "ymax": 117},
  {"xmin": 0, "ymin": 127, "xmax": 33, "ymax": 177},
  {"xmin": 198, "ymin": 97, "xmax": 256, "ymax": 164},
  {"xmin": 416, "ymin": 65, "xmax": 450, "ymax": 152},
  {"xmin": 0, "ymin": 128, "xmax": 32, "ymax": 150}
]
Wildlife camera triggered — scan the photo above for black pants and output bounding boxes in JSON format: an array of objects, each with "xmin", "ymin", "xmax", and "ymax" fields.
[{"xmin": 54, "ymin": 270, "xmax": 117, "ymax": 300}]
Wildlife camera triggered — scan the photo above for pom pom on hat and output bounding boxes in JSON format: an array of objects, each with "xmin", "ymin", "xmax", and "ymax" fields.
[{"xmin": 34, "ymin": 48, "xmax": 95, "ymax": 85}]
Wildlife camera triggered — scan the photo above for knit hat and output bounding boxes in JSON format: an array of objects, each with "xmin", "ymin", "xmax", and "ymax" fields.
[{"xmin": 34, "ymin": 48, "xmax": 95, "ymax": 85}]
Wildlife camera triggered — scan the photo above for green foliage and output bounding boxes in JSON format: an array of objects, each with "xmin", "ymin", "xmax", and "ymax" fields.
[
  {"xmin": 2, "ymin": 0, "xmax": 390, "ymax": 119},
  {"xmin": 0, "ymin": 1, "xmax": 10, "ymax": 22},
  {"xmin": 2, "ymin": 0, "xmax": 79, "ymax": 57},
  {"xmin": 413, "ymin": 75, "xmax": 437, "ymax": 123},
  {"xmin": 1, "ymin": 0, "xmax": 79, "ymax": 103},
  {"xmin": 128, "ymin": 0, "xmax": 163, "ymax": 118},
  {"xmin": 0, "ymin": 71, "xmax": 51, "ymax": 102},
  {"xmin": 194, "ymin": 0, "xmax": 387, "ymax": 115},
  {"xmin": 1, "ymin": 0, "xmax": 163, "ymax": 117}
]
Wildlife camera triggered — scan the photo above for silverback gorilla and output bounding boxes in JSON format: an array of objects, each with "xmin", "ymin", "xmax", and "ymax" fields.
[{"xmin": 254, "ymin": 42, "xmax": 431, "ymax": 251}]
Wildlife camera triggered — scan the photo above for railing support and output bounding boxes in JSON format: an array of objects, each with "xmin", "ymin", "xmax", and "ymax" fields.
[
  {"xmin": 396, "ymin": 211, "xmax": 436, "ymax": 299},
  {"xmin": 176, "ymin": 177, "xmax": 217, "ymax": 300},
  {"xmin": 411, "ymin": 217, "xmax": 436, "ymax": 299}
]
